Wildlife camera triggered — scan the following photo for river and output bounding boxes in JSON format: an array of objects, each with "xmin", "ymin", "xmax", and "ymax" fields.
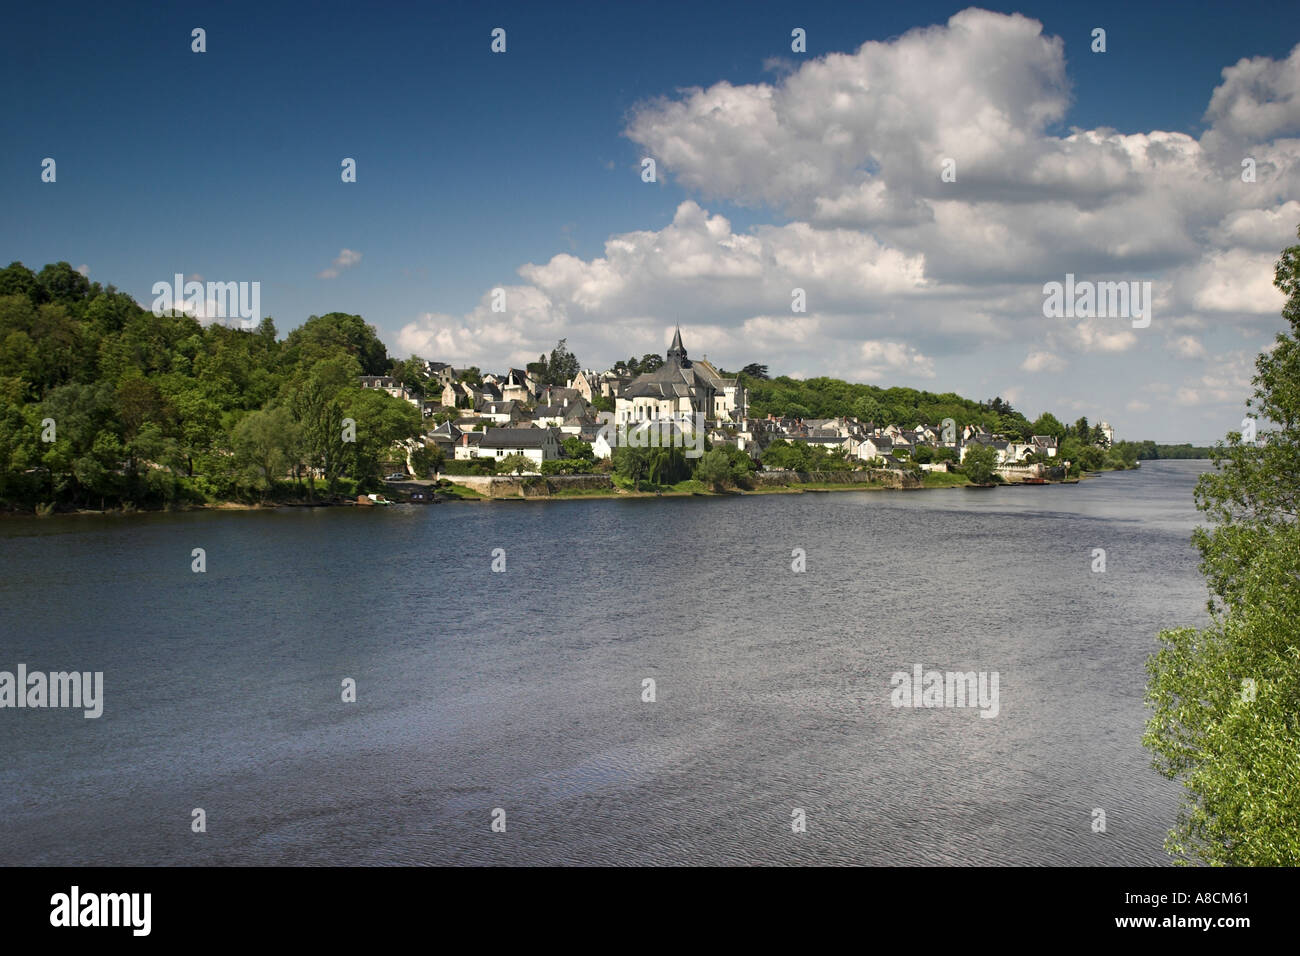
[{"xmin": 0, "ymin": 460, "xmax": 1213, "ymax": 865}]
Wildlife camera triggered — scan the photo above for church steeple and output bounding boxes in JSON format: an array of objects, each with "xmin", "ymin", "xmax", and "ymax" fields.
[{"xmin": 666, "ymin": 326, "xmax": 689, "ymax": 367}]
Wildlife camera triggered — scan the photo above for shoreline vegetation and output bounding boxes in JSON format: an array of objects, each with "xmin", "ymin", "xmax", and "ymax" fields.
[{"xmin": 2, "ymin": 464, "xmax": 1139, "ymax": 516}]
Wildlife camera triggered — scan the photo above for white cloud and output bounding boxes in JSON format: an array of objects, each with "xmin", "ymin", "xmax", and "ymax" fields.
[
  {"xmin": 1204, "ymin": 45, "xmax": 1300, "ymax": 142},
  {"xmin": 1021, "ymin": 350, "xmax": 1065, "ymax": 372},
  {"xmin": 1177, "ymin": 248, "xmax": 1288, "ymax": 314},
  {"xmin": 389, "ymin": 10, "xmax": 1297, "ymax": 440},
  {"xmin": 855, "ymin": 340, "xmax": 936, "ymax": 379},
  {"xmin": 319, "ymin": 248, "xmax": 362, "ymax": 280},
  {"xmin": 1169, "ymin": 335, "xmax": 1208, "ymax": 359}
]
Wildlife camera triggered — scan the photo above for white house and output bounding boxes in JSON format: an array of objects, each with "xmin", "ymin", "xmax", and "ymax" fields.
[{"xmin": 475, "ymin": 427, "xmax": 563, "ymax": 467}]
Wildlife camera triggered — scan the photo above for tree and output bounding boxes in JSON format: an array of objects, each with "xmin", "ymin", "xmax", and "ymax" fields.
[
  {"xmin": 232, "ymin": 406, "xmax": 298, "ymax": 501},
  {"xmin": 281, "ymin": 312, "xmax": 389, "ymax": 375},
  {"xmin": 562, "ymin": 436, "xmax": 594, "ymax": 461},
  {"xmin": 639, "ymin": 353, "xmax": 664, "ymax": 373},
  {"xmin": 1073, "ymin": 417, "xmax": 1091, "ymax": 442},
  {"xmin": 410, "ymin": 441, "xmax": 443, "ymax": 478},
  {"xmin": 288, "ymin": 370, "xmax": 347, "ymax": 499},
  {"xmin": 344, "ymin": 387, "xmax": 424, "ymax": 486},
  {"xmin": 0, "ymin": 262, "xmax": 40, "ymax": 300},
  {"xmin": 851, "ymin": 395, "xmax": 883, "ymax": 423},
  {"xmin": 547, "ymin": 339, "xmax": 580, "ymax": 386},
  {"xmin": 1030, "ymin": 412, "xmax": 1066, "ymax": 440},
  {"xmin": 498, "ymin": 453, "xmax": 532, "ymax": 475},
  {"xmin": 391, "ymin": 356, "xmax": 430, "ymax": 393},
  {"xmin": 740, "ymin": 363, "xmax": 770, "ymax": 380},
  {"xmin": 36, "ymin": 262, "xmax": 92, "ymax": 303},
  {"xmin": 960, "ymin": 444, "xmax": 998, "ymax": 484},
  {"xmin": 694, "ymin": 447, "xmax": 739, "ymax": 490},
  {"xmin": 612, "ymin": 446, "xmax": 653, "ymax": 490},
  {"xmin": 1144, "ymin": 227, "xmax": 1300, "ymax": 865}
]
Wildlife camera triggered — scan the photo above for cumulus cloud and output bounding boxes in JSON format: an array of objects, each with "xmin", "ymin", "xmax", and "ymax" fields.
[
  {"xmin": 393, "ymin": 9, "xmax": 1300, "ymax": 437},
  {"xmin": 856, "ymin": 340, "xmax": 936, "ymax": 379},
  {"xmin": 623, "ymin": 8, "xmax": 1300, "ymax": 287},
  {"xmin": 319, "ymin": 248, "xmax": 362, "ymax": 279},
  {"xmin": 1204, "ymin": 45, "xmax": 1300, "ymax": 143}
]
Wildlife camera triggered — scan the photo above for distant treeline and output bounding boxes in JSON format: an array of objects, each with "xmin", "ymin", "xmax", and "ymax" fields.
[{"xmin": 1129, "ymin": 442, "xmax": 1212, "ymax": 459}]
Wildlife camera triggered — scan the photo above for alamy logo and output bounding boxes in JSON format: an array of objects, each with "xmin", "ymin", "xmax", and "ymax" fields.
[
  {"xmin": 890, "ymin": 664, "xmax": 999, "ymax": 718},
  {"xmin": 597, "ymin": 412, "xmax": 706, "ymax": 458},
  {"xmin": 1042, "ymin": 274, "xmax": 1151, "ymax": 328},
  {"xmin": 50, "ymin": 886, "xmax": 150, "ymax": 936},
  {"xmin": 0, "ymin": 664, "xmax": 103, "ymax": 718},
  {"xmin": 151, "ymin": 273, "xmax": 260, "ymax": 328}
]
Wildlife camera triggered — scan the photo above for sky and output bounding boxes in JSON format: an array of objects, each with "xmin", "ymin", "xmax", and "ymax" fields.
[{"xmin": 3, "ymin": 0, "xmax": 1299, "ymax": 443}]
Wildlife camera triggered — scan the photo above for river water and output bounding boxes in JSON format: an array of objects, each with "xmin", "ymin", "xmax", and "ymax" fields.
[{"xmin": 0, "ymin": 460, "xmax": 1213, "ymax": 865}]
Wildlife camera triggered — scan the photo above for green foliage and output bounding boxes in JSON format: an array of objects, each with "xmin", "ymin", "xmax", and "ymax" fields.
[
  {"xmin": 232, "ymin": 406, "xmax": 297, "ymax": 500},
  {"xmin": 742, "ymin": 375, "xmax": 1032, "ymax": 435},
  {"xmin": 611, "ymin": 444, "xmax": 692, "ymax": 489},
  {"xmin": 1144, "ymin": 226, "xmax": 1300, "ymax": 865},
  {"xmin": 281, "ymin": 312, "xmax": 389, "ymax": 376},
  {"xmin": 497, "ymin": 453, "xmax": 534, "ymax": 475},
  {"xmin": 562, "ymin": 436, "xmax": 594, "ymax": 461},
  {"xmin": 1117, "ymin": 440, "xmax": 1212, "ymax": 460},
  {"xmin": 440, "ymin": 458, "xmax": 496, "ymax": 476},
  {"xmin": 409, "ymin": 441, "xmax": 443, "ymax": 478},
  {"xmin": 959, "ymin": 443, "xmax": 999, "ymax": 484},
  {"xmin": 547, "ymin": 339, "xmax": 580, "ymax": 387},
  {"xmin": 758, "ymin": 438, "xmax": 852, "ymax": 472},
  {"xmin": 1030, "ymin": 412, "xmax": 1066, "ymax": 440},
  {"xmin": 540, "ymin": 458, "xmax": 593, "ymax": 475},
  {"xmin": 694, "ymin": 447, "xmax": 742, "ymax": 490},
  {"xmin": 0, "ymin": 262, "xmax": 423, "ymax": 511}
]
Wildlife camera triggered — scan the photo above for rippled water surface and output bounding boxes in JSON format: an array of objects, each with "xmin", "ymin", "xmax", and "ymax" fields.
[{"xmin": 0, "ymin": 461, "xmax": 1214, "ymax": 865}]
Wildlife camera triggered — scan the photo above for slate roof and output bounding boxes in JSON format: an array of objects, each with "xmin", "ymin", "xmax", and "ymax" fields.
[
  {"xmin": 622, "ymin": 328, "xmax": 717, "ymax": 401},
  {"xmin": 479, "ymin": 428, "xmax": 561, "ymax": 449}
]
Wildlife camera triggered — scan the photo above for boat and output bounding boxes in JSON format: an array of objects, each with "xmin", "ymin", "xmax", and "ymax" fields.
[
  {"xmin": 357, "ymin": 493, "xmax": 393, "ymax": 506},
  {"xmin": 1021, "ymin": 477, "xmax": 1048, "ymax": 484}
]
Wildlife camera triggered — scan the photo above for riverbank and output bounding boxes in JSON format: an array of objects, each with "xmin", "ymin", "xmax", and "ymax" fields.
[{"xmin": 1, "ymin": 466, "xmax": 1132, "ymax": 515}]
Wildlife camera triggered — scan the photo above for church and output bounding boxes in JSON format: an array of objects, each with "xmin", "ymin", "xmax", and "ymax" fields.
[{"xmin": 615, "ymin": 328, "xmax": 746, "ymax": 424}]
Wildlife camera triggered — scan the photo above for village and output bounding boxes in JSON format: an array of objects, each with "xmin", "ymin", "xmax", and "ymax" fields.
[{"xmin": 358, "ymin": 328, "xmax": 1115, "ymax": 490}]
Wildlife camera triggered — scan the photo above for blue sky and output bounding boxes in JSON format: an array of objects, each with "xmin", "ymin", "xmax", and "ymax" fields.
[{"xmin": 4, "ymin": 1, "xmax": 1299, "ymax": 442}]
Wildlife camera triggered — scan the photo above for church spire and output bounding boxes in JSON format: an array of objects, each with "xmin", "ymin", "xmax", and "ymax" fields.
[{"xmin": 666, "ymin": 326, "xmax": 689, "ymax": 367}]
